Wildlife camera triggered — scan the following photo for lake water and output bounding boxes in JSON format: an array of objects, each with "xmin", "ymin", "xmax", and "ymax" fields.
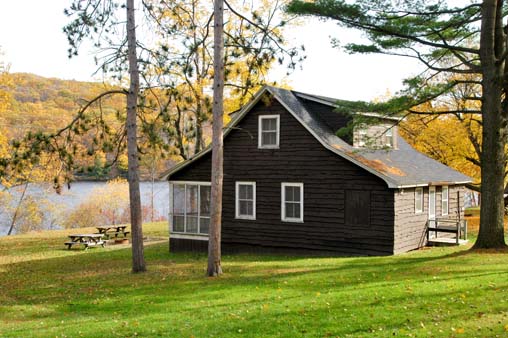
[{"xmin": 0, "ymin": 181, "xmax": 169, "ymax": 236}]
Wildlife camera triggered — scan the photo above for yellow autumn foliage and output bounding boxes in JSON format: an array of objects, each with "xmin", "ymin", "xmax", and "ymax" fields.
[
  {"xmin": 62, "ymin": 178, "xmax": 130, "ymax": 228},
  {"xmin": 400, "ymin": 114, "xmax": 481, "ymax": 183}
]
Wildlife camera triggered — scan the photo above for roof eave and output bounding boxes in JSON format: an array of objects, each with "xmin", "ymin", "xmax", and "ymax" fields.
[
  {"xmin": 294, "ymin": 92, "xmax": 403, "ymax": 122},
  {"xmin": 396, "ymin": 180, "xmax": 473, "ymax": 189}
]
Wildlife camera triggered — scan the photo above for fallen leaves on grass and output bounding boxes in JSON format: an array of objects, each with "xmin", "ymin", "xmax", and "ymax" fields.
[{"xmin": 453, "ymin": 327, "xmax": 465, "ymax": 334}]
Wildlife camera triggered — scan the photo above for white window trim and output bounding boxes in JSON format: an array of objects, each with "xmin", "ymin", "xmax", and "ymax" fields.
[
  {"xmin": 169, "ymin": 181, "xmax": 211, "ymax": 236},
  {"xmin": 442, "ymin": 185, "xmax": 449, "ymax": 216},
  {"xmin": 235, "ymin": 181, "xmax": 256, "ymax": 220},
  {"xmin": 415, "ymin": 187, "xmax": 423, "ymax": 214},
  {"xmin": 258, "ymin": 114, "xmax": 280, "ymax": 149},
  {"xmin": 170, "ymin": 233, "xmax": 209, "ymax": 241},
  {"xmin": 428, "ymin": 186, "xmax": 436, "ymax": 220},
  {"xmin": 357, "ymin": 129, "xmax": 367, "ymax": 147},
  {"xmin": 385, "ymin": 128, "xmax": 394, "ymax": 147},
  {"xmin": 281, "ymin": 182, "xmax": 304, "ymax": 223}
]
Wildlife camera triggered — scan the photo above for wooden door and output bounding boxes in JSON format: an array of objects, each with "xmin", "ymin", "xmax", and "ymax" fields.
[{"xmin": 428, "ymin": 186, "xmax": 436, "ymax": 238}]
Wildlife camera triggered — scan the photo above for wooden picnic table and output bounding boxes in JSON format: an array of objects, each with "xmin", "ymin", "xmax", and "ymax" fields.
[
  {"xmin": 65, "ymin": 234, "xmax": 105, "ymax": 250},
  {"xmin": 96, "ymin": 225, "xmax": 130, "ymax": 239}
]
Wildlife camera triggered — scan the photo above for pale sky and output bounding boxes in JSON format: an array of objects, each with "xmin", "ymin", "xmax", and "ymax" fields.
[{"xmin": 0, "ymin": 1, "xmax": 423, "ymax": 101}]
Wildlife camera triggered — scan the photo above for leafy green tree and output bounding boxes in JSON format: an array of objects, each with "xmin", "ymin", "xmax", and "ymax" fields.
[
  {"xmin": 287, "ymin": 0, "xmax": 507, "ymax": 249},
  {"xmin": 140, "ymin": 0, "xmax": 303, "ymax": 158},
  {"xmin": 0, "ymin": 1, "xmax": 301, "ymax": 274}
]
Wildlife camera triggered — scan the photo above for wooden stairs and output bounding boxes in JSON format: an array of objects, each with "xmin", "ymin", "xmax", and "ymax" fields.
[{"xmin": 426, "ymin": 218, "xmax": 468, "ymax": 246}]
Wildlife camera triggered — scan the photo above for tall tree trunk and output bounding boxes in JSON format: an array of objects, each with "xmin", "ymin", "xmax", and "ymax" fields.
[
  {"xmin": 474, "ymin": 0, "xmax": 507, "ymax": 249},
  {"xmin": 195, "ymin": 115, "xmax": 203, "ymax": 154},
  {"xmin": 207, "ymin": 0, "xmax": 224, "ymax": 277},
  {"xmin": 194, "ymin": 79, "xmax": 206, "ymax": 154},
  {"xmin": 126, "ymin": 0, "xmax": 147, "ymax": 272},
  {"xmin": 151, "ymin": 157, "xmax": 155, "ymax": 222},
  {"xmin": 175, "ymin": 106, "xmax": 188, "ymax": 160}
]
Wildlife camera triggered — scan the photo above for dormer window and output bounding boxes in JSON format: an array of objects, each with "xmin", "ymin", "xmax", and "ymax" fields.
[
  {"xmin": 258, "ymin": 115, "xmax": 280, "ymax": 149},
  {"xmin": 385, "ymin": 128, "xmax": 394, "ymax": 147},
  {"xmin": 357, "ymin": 129, "xmax": 367, "ymax": 147},
  {"xmin": 355, "ymin": 125, "xmax": 396, "ymax": 148}
]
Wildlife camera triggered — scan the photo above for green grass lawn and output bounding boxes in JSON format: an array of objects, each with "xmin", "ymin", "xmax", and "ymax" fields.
[{"xmin": 1, "ymin": 223, "xmax": 508, "ymax": 337}]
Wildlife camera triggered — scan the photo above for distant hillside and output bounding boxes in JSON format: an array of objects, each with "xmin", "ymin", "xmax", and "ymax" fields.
[
  {"xmin": 0, "ymin": 73, "xmax": 174, "ymax": 180},
  {"xmin": 1, "ymin": 73, "xmax": 123, "ymax": 138}
]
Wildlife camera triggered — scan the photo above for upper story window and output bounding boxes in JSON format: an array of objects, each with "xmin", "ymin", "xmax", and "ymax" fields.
[
  {"xmin": 236, "ymin": 182, "xmax": 256, "ymax": 220},
  {"xmin": 258, "ymin": 115, "xmax": 280, "ymax": 149},
  {"xmin": 354, "ymin": 124, "xmax": 397, "ymax": 148},
  {"xmin": 357, "ymin": 129, "xmax": 367, "ymax": 147},
  {"xmin": 281, "ymin": 183, "xmax": 304, "ymax": 222},
  {"xmin": 415, "ymin": 187, "xmax": 423, "ymax": 213},
  {"xmin": 442, "ymin": 185, "xmax": 449, "ymax": 216},
  {"xmin": 385, "ymin": 128, "xmax": 394, "ymax": 147}
]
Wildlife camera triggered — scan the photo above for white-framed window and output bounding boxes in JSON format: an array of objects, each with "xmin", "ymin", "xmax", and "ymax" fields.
[
  {"xmin": 258, "ymin": 115, "xmax": 280, "ymax": 149},
  {"xmin": 235, "ymin": 182, "xmax": 256, "ymax": 220},
  {"xmin": 442, "ymin": 185, "xmax": 449, "ymax": 216},
  {"xmin": 281, "ymin": 183, "xmax": 304, "ymax": 222},
  {"xmin": 415, "ymin": 187, "xmax": 423, "ymax": 213},
  {"xmin": 385, "ymin": 128, "xmax": 394, "ymax": 147},
  {"xmin": 358, "ymin": 129, "xmax": 367, "ymax": 147},
  {"xmin": 170, "ymin": 182, "xmax": 211, "ymax": 235},
  {"xmin": 429, "ymin": 186, "xmax": 436, "ymax": 220}
]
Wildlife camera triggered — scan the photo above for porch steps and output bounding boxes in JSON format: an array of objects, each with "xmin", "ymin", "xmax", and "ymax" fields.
[{"xmin": 427, "ymin": 238, "xmax": 469, "ymax": 246}]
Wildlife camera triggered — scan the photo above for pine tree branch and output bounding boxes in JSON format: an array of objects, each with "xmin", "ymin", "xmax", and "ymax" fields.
[
  {"xmin": 287, "ymin": 1, "xmax": 480, "ymax": 55},
  {"xmin": 54, "ymin": 90, "xmax": 127, "ymax": 138},
  {"xmin": 407, "ymin": 109, "xmax": 482, "ymax": 115}
]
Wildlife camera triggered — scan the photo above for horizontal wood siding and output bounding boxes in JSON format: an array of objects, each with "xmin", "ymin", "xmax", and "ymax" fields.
[
  {"xmin": 393, "ymin": 185, "xmax": 466, "ymax": 253},
  {"xmin": 170, "ymin": 154, "xmax": 212, "ymax": 181},
  {"xmin": 393, "ymin": 187, "xmax": 428, "ymax": 253},
  {"xmin": 170, "ymin": 94, "xmax": 395, "ymax": 255}
]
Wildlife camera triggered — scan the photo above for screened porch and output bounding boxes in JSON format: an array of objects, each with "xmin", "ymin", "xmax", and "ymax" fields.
[{"xmin": 169, "ymin": 182, "xmax": 211, "ymax": 237}]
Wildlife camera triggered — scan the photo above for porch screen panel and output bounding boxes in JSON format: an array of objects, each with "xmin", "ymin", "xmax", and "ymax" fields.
[
  {"xmin": 173, "ymin": 184, "xmax": 185, "ymax": 232},
  {"xmin": 199, "ymin": 186, "xmax": 211, "ymax": 234},
  {"xmin": 172, "ymin": 183, "xmax": 211, "ymax": 235},
  {"xmin": 186, "ymin": 184, "xmax": 199, "ymax": 233}
]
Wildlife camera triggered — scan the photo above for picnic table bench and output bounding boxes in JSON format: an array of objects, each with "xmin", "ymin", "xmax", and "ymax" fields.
[
  {"xmin": 96, "ymin": 225, "xmax": 130, "ymax": 239},
  {"xmin": 65, "ymin": 234, "xmax": 105, "ymax": 250}
]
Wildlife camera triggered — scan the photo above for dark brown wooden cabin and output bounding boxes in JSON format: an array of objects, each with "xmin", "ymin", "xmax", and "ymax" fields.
[{"xmin": 163, "ymin": 86, "xmax": 471, "ymax": 255}]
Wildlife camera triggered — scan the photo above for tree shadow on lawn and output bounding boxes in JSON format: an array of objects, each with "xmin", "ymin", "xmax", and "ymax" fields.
[
  {"xmin": 3, "ymin": 255, "xmax": 508, "ymax": 337},
  {"xmin": 2, "ymin": 242, "xmax": 508, "ymax": 336},
  {"xmin": 1, "ymin": 242, "xmax": 505, "ymax": 304}
]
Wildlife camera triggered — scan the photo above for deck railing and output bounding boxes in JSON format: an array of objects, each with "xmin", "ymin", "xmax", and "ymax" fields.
[{"xmin": 426, "ymin": 217, "xmax": 468, "ymax": 244}]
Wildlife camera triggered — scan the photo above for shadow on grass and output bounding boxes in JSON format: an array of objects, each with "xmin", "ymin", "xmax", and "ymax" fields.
[
  {"xmin": 0, "ymin": 241, "xmax": 502, "ymax": 301},
  {"xmin": 2, "ymin": 239, "xmax": 508, "ymax": 337}
]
